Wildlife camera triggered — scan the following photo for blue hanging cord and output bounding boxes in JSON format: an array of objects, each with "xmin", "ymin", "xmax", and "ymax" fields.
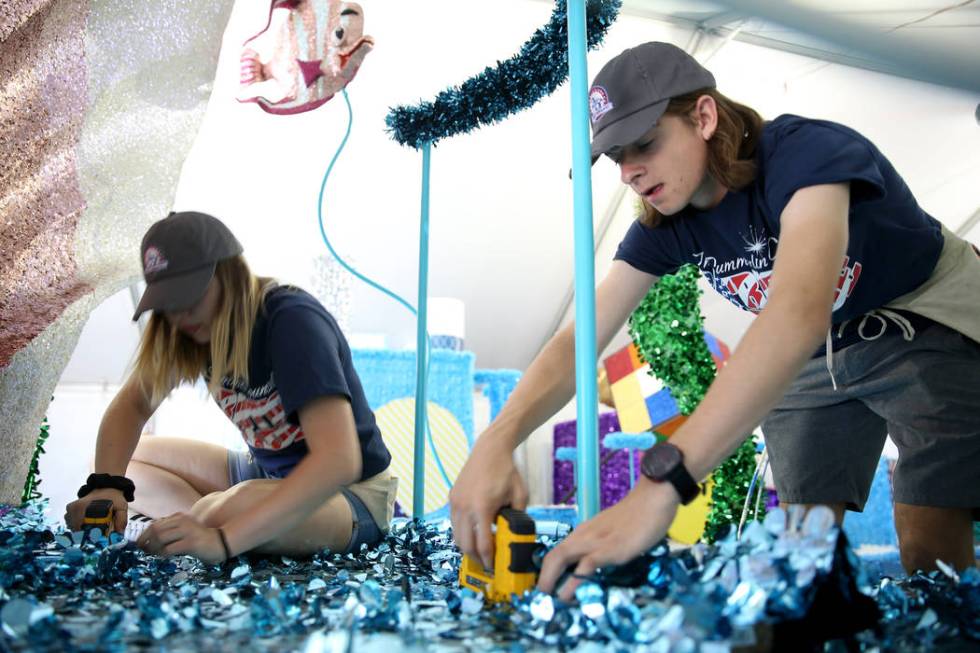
[{"xmin": 316, "ymin": 89, "xmax": 453, "ymax": 493}]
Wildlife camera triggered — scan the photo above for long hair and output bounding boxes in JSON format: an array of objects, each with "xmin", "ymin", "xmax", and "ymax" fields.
[
  {"xmin": 639, "ymin": 88, "xmax": 764, "ymax": 228},
  {"xmin": 134, "ymin": 255, "xmax": 275, "ymax": 406}
]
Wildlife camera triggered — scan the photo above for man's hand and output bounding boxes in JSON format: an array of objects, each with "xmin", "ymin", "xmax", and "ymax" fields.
[
  {"xmin": 65, "ymin": 488, "xmax": 128, "ymax": 534},
  {"xmin": 137, "ymin": 513, "xmax": 227, "ymax": 565},
  {"xmin": 450, "ymin": 435, "xmax": 528, "ymax": 570},
  {"xmin": 537, "ymin": 478, "xmax": 680, "ymax": 601}
]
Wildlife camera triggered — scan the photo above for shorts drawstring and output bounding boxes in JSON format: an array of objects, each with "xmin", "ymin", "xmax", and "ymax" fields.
[
  {"xmin": 825, "ymin": 309, "xmax": 917, "ymax": 391},
  {"xmin": 826, "ymin": 328, "xmax": 838, "ymax": 391}
]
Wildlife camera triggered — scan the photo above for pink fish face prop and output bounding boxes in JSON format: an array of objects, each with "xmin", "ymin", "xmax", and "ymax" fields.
[{"xmin": 237, "ymin": 0, "xmax": 374, "ymax": 115}]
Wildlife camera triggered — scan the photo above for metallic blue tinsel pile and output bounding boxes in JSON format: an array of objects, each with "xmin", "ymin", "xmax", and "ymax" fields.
[{"xmin": 1, "ymin": 501, "xmax": 977, "ymax": 652}]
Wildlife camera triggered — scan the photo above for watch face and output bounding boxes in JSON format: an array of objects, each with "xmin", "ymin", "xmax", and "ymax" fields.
[{"xmin": 641, "ymin": 442, "xmax": 682, "ymax": 480}]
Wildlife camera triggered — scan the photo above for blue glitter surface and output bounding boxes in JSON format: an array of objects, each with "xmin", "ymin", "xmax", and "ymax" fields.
[{"xmin": 1, "ymin": 501, "xmax": 977, "ymax": 651}]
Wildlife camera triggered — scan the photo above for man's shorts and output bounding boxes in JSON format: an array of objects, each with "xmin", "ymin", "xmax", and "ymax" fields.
[
  {"xmin": 227, "ymin": 450, "xmax": 398, "ymax": 553},
  {"xmin": 762, "ymin": 318, "xmax": 980, "ymax": 517}
]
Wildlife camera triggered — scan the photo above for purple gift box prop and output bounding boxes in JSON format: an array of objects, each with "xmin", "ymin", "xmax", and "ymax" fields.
[{"xmin": 553, "ymin": 412, "xmax": 648, "ymax": 509}]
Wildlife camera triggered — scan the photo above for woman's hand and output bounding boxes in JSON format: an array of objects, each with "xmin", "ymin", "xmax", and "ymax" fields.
[
  {"xmin": 137, "ymin": 513, "xmax": 227, "ymax": 565},
  {"xmin": 450, "ymin": 434, "xmax": 528, "ymax": 570},
  {"xmin": 537, "ymin": 478, "xmax": 680, "ymax": 602},
  {"xmin": 65, "ymin": 488, "xmax": 128, "ymax": 534}
]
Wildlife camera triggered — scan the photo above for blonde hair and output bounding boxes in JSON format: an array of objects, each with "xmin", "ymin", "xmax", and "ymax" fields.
[
  {"xmin": 639, "ymin": 88, "xmax": 764, "ymax": 228},
  {"xmin": 134, "ymin": 256, "xmax": 275, "ymax": 406}
]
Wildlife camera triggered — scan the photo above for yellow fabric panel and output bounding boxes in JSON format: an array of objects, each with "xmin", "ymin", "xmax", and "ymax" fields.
[{"xmin": 375, "ymin": 398, "xmax": 469, "ymax": 515}]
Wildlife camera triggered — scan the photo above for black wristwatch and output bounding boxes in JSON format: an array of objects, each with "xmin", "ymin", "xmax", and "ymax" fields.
[{"xmin": 640, "ymin": 442, "xmax": 700, "ymax": 505}]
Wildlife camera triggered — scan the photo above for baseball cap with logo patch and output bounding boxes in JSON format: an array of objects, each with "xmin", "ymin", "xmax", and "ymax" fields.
[
  {"xmin": 588, "ymin": 42, "xmax": 715, "ymax": 162},
  {"xmin": 132, "ymin": 211, "xmax": 243, "ymax": 320}
]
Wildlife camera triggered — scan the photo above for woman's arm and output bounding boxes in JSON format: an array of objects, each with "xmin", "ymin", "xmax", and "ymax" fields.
[
  {"xmin": 65, "ymin": 372, "xmax": 160, "ymax": 532},
  {"xmin": 539, "ymin": 182, "xmax": 851, "ymax": 599},
  {"xmin": 451, "ymin": 260, "xmax": 658, "ymax": 567},
  {"xmin": 670, "ymin": 182, "xmax": 849, "ymax": 481},
  {"xmin": 94, "ymin": 373, "xmax": 157, "ymax": 474}
]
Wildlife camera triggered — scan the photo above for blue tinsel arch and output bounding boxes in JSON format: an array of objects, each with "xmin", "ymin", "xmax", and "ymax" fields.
[{"xmin": 385, "ymin": 0, "xmax": 622, "ymax": 149}]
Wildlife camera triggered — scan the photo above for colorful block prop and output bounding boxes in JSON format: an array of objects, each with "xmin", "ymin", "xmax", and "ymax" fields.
[
  {"xmin": 238, "ymin": 0, "xmax": 374, "ymax": 115},
  {"xmin": 602, "ymin": 335, "xmax": 729, "ymax": 436}
]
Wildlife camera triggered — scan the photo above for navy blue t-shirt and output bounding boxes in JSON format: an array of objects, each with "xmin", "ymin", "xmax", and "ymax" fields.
[
  {"xmin": 213, "ymin": 285, "xmax": 390, "ymax": 479},
  {"xmin": 615, "ymin": 115, "xmax": 944, "ymax": 339}
]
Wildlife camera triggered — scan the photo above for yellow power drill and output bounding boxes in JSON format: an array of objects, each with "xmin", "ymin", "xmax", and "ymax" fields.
[
  {"xmin": 81, "ymin": 499, "xmax": 116, "ymax": 537},
  {"xmin": 458, "ymin": 507, "xmax": 539, "ymax": 603}
]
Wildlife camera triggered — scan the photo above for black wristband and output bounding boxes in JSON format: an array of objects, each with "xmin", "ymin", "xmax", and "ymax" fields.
[
  {"xmin": 77, "ymin": 473, "xmax": 136, "ymax": 503},
  {"xmin": 216, "ymin": 528, "xmax": 233, "ymax": 562}
]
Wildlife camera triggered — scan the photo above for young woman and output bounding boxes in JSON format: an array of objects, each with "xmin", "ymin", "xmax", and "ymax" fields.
[
  {"xmin": 65, "ymin": 211, "xmax": 396, "ymax": 563},
  {"xmin": 450, "ymin": 42, "xmax": 980, "ymax": 599}
]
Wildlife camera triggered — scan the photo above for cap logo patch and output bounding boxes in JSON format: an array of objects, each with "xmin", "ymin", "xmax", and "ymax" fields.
[
  {"xmin": 589, "ymin": 85, "xmax": 614, "ymax": 123},
  {"xmin": 143, "ymin": 246, "xmax": 169, "ymax": 275}
]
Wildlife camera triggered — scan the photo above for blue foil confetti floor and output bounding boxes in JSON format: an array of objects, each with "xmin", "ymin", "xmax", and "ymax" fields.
[{"xmin": 1, "ymin": 502, "xmax": 978, "ymax": 652}]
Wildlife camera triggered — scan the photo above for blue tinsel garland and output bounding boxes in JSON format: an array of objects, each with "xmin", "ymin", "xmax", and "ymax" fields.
[{"xmin": 385, "ymin": 0, "xmax": 622, "ymax": 149}]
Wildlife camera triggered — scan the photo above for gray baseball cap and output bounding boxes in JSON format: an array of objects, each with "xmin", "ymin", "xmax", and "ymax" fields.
[
  {"xmin": 132, "ymin": 211, "xmax": 243, "ymax": 320},
  {"xmin": 588, "ymin": 42, "xmax": 715, "ymax": 161}
]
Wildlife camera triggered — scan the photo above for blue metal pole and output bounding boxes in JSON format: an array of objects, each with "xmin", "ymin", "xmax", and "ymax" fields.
[
  {"xmin": 413, "ymin": 141, "xmax": 432, "ymax": 519},
  {"xmin": 567, "ymin": 0, "xmax": 600, "ymax": 522}
]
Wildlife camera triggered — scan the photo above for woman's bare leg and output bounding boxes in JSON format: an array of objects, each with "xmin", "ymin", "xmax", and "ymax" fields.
[
  {"xmin": 190, "ymin": 479, "xmax": 354, "ymax": 556},
  {"xmin": 126, "ymin": 436, "xmax": 231, "ymax": 517}
]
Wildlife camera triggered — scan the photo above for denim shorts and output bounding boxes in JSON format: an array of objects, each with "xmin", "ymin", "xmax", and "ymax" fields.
[
  {"xmin": 227, "ymin": 450, "xmax": 383, "ymax": 553},
  {"xmin": 761, "ymin": 318, "xmax": 980, "ymax": 517}
]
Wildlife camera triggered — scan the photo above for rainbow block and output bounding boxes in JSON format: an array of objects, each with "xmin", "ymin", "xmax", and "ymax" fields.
[{"xmin": 603, "ymin": 333, "xmax": 730, "ymax": 434}]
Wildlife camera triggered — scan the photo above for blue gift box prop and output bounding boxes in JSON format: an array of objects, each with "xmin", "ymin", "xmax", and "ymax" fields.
[
  {"xmin": 352, "ymin": 348, "xmax": 477, "ymax": 445},
  {"xmin": 352, "ymin": 350, "xmax": 522, "ymax": 447},
  {"xmin": 352, "ymin": 349, "xmax": 521, "ymax": 518},
  {"xmin": 474, "ymin": 369, "xmax": 521, "ymax": 423}
]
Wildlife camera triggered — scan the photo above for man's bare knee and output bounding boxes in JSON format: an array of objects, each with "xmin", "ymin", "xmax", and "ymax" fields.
[
  {"xmin": 899, "ymin": 543, "xmax": 941, "ymax": 574},
  {"xmin": 894, "ymin": 504, "xmax": 974, "ymax": 573}
]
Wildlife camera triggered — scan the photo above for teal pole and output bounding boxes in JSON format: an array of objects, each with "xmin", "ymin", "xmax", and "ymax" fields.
[
  {"xmin": 567, "ymin": 0, "xmax": 600, "ymax": 521},
  {"xmin": 413, "ymin": 141, "xmax": 432, "ymax": 519}
]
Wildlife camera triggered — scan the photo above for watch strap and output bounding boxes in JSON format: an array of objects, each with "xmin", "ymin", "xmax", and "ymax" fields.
[{"xmin": 664, "ymin": 461, "xmax": 700, "ymax": 505}]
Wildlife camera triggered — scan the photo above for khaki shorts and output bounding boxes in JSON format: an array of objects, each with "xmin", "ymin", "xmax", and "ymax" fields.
[
  {"xmin": 345, "ymin": 467, "xmax": 398, "ymax": 534},
  {"xmin": 227, "ymin": 451, "xmax": 398, "ymax": 533}
]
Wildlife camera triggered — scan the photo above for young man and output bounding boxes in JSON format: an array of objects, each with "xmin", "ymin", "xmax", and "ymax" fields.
[{"xmin": 450, "ymin": 42, "xmax": 980, "ymax": 600}]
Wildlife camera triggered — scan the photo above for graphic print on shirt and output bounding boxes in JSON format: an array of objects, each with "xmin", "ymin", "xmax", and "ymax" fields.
[
  {"xmin": 215, "ymin": 374, "xmax": 303, "ymax": 451},
  {"xmin": 693, "ymin": 226, "xmax": 862, "ymax": 314}
]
